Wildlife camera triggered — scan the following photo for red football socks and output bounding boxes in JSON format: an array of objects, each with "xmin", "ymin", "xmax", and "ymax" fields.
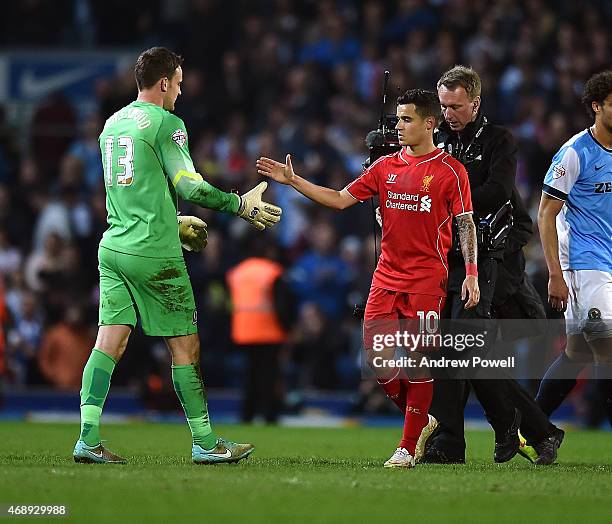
[
  {"xmin": 377, "ymin": 369, "xmax": 409, "ymax": 412},
  {"xmin": 399, "ymin": 379, "xmax": 434, "ymax": 455}
]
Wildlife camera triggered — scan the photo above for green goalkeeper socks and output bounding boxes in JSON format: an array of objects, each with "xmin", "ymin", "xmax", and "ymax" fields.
[
  {"xmin": 79, "ymin": 349, "xmax": 116, "ymax": 446},
  {"xmin": 79, "ymin": 352, "xmax": 217, "ymax": 450},
  {"xmin": 172, "ymin": 364, "xmax": 217, "ymax": 449}
]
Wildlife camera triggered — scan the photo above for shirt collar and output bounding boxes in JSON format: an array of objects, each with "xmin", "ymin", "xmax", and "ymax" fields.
[{"xmin": 400, "ymin": 147, "xmax": 443, "ymax": 164}]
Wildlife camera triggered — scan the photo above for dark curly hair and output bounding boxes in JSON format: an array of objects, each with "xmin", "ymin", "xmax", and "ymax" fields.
[
  {"xmin": 397, "ymin": 89, "xmax": 441, "ymax": 124},
  {"xmin": 582, "ymin": 70, "xmax": 612, "ymax": 119}
]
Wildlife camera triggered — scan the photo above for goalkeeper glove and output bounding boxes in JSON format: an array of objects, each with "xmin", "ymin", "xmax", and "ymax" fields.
[
  {"xmin": 237, "ymin": 181, "xmax": 282, "ymax": 230},
  {"xmin": 178, "ymin": 215, "xmax": 208, "ymax": 252}
]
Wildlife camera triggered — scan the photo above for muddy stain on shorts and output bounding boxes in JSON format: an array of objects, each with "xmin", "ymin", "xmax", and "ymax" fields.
[{"xmin": 147, "ymin": 266, "xmax": 190, "ymax": 312}]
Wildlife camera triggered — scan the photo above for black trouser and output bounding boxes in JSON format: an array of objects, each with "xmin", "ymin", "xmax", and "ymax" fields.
[
  {"xmin": 241, "ymin": 344, "xmax": 282, "ymax": 424},
  {"xmin": 428, "ymin": 258, "xmax": 553, "ymax": 456}
]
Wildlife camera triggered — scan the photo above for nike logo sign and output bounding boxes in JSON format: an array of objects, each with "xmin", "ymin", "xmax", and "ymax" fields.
[
  {"xmin": 87, "ymin": 450, "xmax": 104, "ymax": 459},
  {"xmin": 208, "ymin": 449, "xmax": 232, "ymax": 458},
  {"xmin": 20, "ymin": 67, "xmax": 100, "ymax": 98},
  {"xmin": 594, "ymin": 164, "xmax": 604, "ymax": 170}
]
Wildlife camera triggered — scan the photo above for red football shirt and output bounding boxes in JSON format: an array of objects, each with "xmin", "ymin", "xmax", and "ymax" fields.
[{"xmin": 345, "ymin": 147, "xmax": 472, "ymax": 296}]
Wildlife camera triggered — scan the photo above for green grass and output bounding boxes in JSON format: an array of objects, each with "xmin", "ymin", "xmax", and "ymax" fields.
[{"xmin": 0, "ymin": 422, "xmax": 610, "ymax": 523}]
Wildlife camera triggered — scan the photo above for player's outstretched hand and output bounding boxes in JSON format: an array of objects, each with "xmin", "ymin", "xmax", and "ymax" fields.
[
  {"xmin": 461, "ymin": 275, "xmax": 480, "ymax": 309},
  {"xmin": 178, "ymin": 215, "xmax": 208, "ymax": 252},
  {"xmin": 256, "ymin": 154, "xmax": 296, "ymax": 185},
  {"xmin": 238, "ymin": 181, "xmax": 282, "ymax": 231},
  {"xmin": 548, "ymin": 274, "xmax": 569, "ymax": 312}
]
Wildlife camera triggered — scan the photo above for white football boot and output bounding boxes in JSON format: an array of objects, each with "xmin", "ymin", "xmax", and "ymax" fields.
[{"xmin": 383, "ymin": 447, "xmax": 416, "ymax": 468}]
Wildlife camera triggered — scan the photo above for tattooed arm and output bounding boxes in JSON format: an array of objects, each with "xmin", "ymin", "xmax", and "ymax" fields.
[
  {"xmin": 456, "ymin": 213, "xmax": 480, "ymax": 308},
  {"xmin": 456, "ymin": 213, "xmax": 477, "ymax": 265}
]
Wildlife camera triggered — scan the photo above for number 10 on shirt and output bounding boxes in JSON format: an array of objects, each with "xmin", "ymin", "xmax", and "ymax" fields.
[{"xmin": 417, "ymin": 310, "xmax": 439, "ymax": 334}]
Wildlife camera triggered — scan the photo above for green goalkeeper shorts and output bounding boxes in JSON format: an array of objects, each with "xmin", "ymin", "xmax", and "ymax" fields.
[{"xmin": 98, "ymin": 246, "xmax": 198, "ymax": 336}]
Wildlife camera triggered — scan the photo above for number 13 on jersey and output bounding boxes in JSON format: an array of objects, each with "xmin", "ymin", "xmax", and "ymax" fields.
[{"xmin": 104, "ymin": 135, "xmax": 135, "ymax": 186}]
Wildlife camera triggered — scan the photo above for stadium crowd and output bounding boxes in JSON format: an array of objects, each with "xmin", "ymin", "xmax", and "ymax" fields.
[{"xmin": 0, "ymin": 0, "xmax": 610, "ymax": 423}]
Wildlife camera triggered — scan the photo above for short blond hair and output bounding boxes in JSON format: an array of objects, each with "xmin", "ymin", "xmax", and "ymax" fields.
[{"xmin": 437, "ymin": 65, "xmax": 481, "ymax": 101}]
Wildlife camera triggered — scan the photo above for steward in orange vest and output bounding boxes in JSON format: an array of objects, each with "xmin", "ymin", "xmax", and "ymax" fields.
[
  {"xmin": 227, "ymin": 258, "xmax": 288, "ymax": 345},
  {"xmin": 227, "ymin": 255, "xmax": 293, "ymax": 423}
]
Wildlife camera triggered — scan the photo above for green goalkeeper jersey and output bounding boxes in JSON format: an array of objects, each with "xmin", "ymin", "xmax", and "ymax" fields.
[{"xmin": 99, "ymin": 101, "xmax": 239, "ymax": 258}]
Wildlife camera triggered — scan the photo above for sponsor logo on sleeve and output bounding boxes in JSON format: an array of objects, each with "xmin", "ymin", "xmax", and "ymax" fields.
[
  {"xmin": 588, "ymin": 308, "xmax": 601, "ymax": 320},
  {"xmin": 172, "ymin": 129, "xmax": 187, "ymax": 147},
  {"xmin": 552, "ymin": 164, "xmax": 566, "ymax": 179}
]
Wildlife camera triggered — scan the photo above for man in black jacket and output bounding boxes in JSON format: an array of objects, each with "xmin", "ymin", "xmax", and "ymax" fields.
[{"xmin": 422, "ymin": 66, "xmax": 563, "ymax": 465}]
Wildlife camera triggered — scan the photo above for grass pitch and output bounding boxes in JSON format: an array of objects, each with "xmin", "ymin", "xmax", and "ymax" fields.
[{"xmin": 1, "ymin": 421, "xmax": 610, "ymax": 523}]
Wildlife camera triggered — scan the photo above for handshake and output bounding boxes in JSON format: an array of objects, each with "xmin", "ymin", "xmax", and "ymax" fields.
[{"xmin": 179, "ymin": 181, "xmax": 282, "ymax": 252}]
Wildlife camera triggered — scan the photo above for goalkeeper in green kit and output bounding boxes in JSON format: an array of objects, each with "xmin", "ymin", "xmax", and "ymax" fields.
[{"xmin": 73, "ymin": 47, "xmax": 281, "ymax": 465}]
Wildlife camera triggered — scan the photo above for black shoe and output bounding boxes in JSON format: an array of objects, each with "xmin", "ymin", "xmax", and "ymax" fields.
[
  {"xmin": 494, "ymin": 408, "xmax": 521, "ymax": 463},
  {"xmin": 419, "ymin": 446, "xmax": 465, "ymax": 464},
  {"xmin": 420, "ymin": 427, "xmax": 466, "ymax": 464},
  {"xmin": 533, "ymin": 436, "xmax": 559, "ymax": 465},
  {"xmin": 551, "ymin": 426, "xmax": 565, "ymax": 449}
]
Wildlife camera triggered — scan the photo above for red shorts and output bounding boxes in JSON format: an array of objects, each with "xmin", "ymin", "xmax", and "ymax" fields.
[
  {"xmin": 363, "ymin": 286, "xmax": 445, "ymax": 351},
  {"xmin": 365, "ymin": 287, "xmax": 445, "ymax": 320}
]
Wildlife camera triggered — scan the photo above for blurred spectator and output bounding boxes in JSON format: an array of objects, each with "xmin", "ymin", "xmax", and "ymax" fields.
[
  {"xmin": 176, "ymin": 69, "xmax": 215, "ymax": 139},
  {"xmin": 24, "ymin": 232, "xmax": 66, "ymax": 294},
  {"xmin": 384, "ymin": 0, "xmax": 437, "ymax": 44},
  {"xmin": 90, "ymin": 1, "xmax": 162, "ymax": 47},
  {"xmin": 32, "ymin": 153, "xmax": 95, "ymax": 252},
  {"xmin": 300, "ymin": 120, "xmax": 343, "ymax": 185},
  {"xmin": 38, "ymin": 304, "xmax": 94, "ymax": 389},
  {"xmin": 67, "ymin": 112, "xmax": 103, "ymax": 192},
  {"xmin": 464, "ymin": 15, "xmax": 505, "ymax": 67},
  {"xmin": 287, "ymin": 302, "xmax": 349, "ymax": 390},
  {"xmin": 30, "ymin": 93, "xmax": 77, "ymax": 179},
  {"xmin": 218, "ymin": 51, "xmax": 252, "ymax": 120},
  {"xmin": 289, "ymin": 220, "xmax": 354, "ymax": 319},
  {"xmin": 0, "ymin": 229, "xmax": 22, "ymax": 277},
  {"xmin": 403, "ymin": 29, "xmax": 430, "ymax": 82},
  {"xmin": 300, "ymin": 9, "xmax": 360, "ymax": 68},
  {"xmin": 0, "ymin": 105, "xmax": 20, "ymax": 184},
  {"xmin": 0, "ymin": 180, "xmax": 36, "ymax": 254},
  {"xmin": 227, "ymin": 241, "xmax": 292, "ymax": 423},
  {"xmin": 5, "ymin": 291, "xmax": 44, "ymax": 385},
  {"xmin": 0, "ymin": 278, "xmax": 7, "ymax": 379},
  {"xmin": 96, "ymin": 69, "xmax": 137, "ymax": 120},
  {"xmin": 31, "ymin": 193, "xmax": 72, "ymax": 253},
  {"xmin": 4, "ymin": 270, "xmax": 30, "ymax": 329},
  {"xmin": 2, "ymin": 1, "xmax": 71, "ymax": 46},
  {"xmin": 187, "ymin": 230, "xmax": 233, "ymax": 386}
]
